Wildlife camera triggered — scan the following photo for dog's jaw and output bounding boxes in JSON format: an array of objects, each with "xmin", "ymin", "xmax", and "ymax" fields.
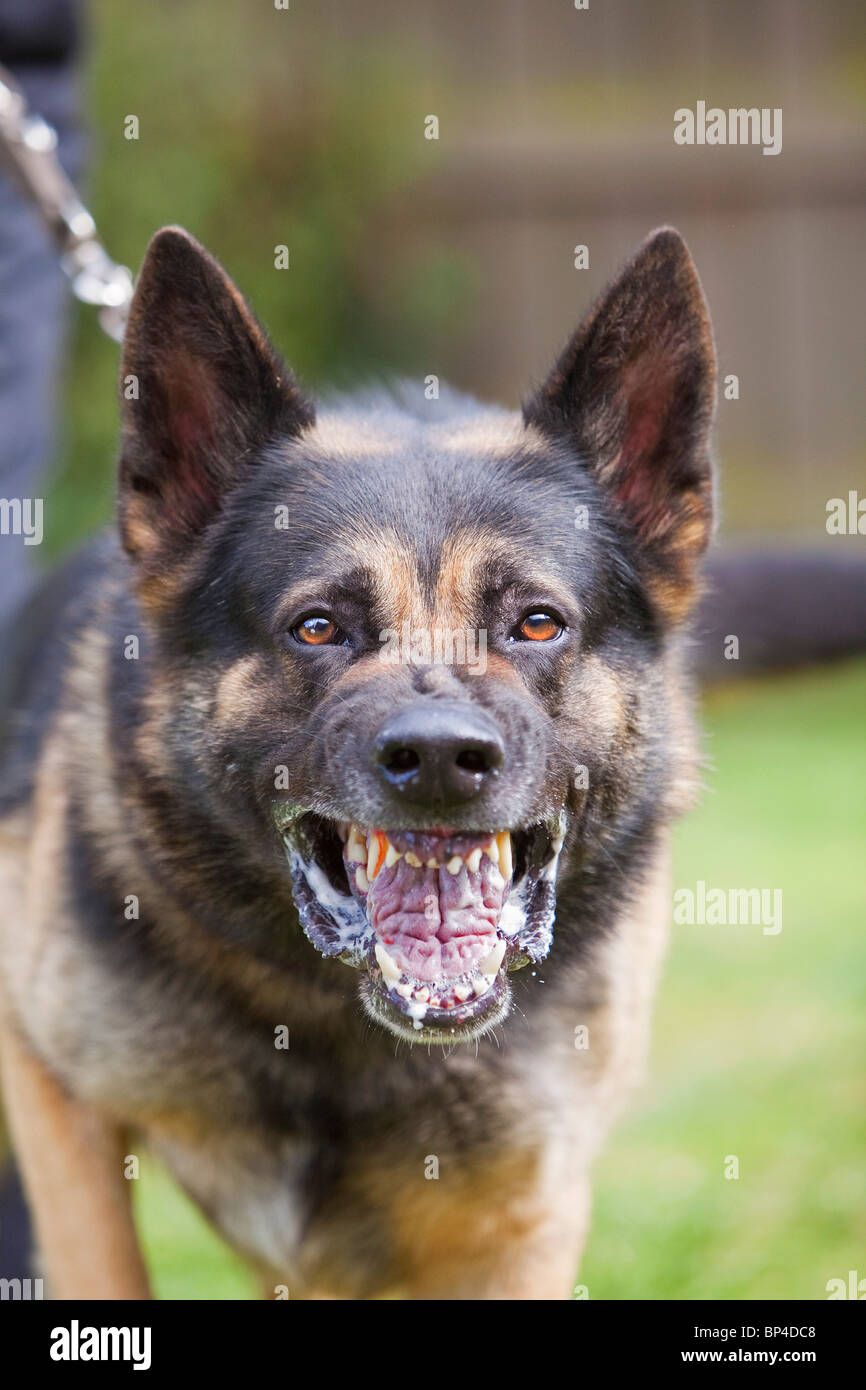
[{"xmin": 279, "ymin": 810, "xmax": 566, "ymax": 1044}]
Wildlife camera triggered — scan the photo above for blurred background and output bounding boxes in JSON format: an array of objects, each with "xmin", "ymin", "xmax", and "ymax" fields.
[
  {"xmin": 46, "ymin": 0, "xmax": 865, "ymax": 556},
  {"xmin": 3, "ymin": 0, "xmax": 865, "ymax": 1297}
]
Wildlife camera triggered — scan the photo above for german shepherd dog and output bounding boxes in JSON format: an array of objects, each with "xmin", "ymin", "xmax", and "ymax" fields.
[{"xmin": 0, "ymin": 225, "xmax": 715, "ymax": 1299}]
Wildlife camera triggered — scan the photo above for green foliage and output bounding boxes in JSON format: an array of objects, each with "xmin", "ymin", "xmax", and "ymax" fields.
[{"xmin": 44, "ymin": 0, "xmax": 474, "ymax": 559}]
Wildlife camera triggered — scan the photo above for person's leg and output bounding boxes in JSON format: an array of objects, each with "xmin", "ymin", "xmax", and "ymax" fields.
[
  {"xmin": 0, "ymin": 54, "xmax": 87, "ymax": 1281},
  {"xmin": 0, "ymin": 61, "xmax": 86, "ymax": 620}
]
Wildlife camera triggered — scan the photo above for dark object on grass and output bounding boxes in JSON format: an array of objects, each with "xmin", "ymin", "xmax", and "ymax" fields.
[{"xmin": 695, "ymin": 549, "xmax": 866, "ymax": 682}]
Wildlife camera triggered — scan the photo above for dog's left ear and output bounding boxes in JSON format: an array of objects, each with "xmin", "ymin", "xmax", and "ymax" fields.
[
  {"xmin": 118, "ymin": 226, "xmax": 314, "ymax": 576},
  {"xmin": 523, "ymin": 227, "xmax": 716, "ymax": 623}
]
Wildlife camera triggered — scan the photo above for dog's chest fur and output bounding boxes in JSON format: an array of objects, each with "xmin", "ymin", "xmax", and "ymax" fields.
[{"xmin": 0, "ymin": 719, "xmax": 671, "ymax": 1292}]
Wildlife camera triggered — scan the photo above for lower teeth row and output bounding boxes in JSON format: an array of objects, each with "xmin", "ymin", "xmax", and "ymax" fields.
[{"xmin": 374, "ymin": 938, "xmax": 506, "ymax": 1005}]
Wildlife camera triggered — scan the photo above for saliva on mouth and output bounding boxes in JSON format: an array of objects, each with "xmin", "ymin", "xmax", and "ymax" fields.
[{"xmin": 279, "ymin": 809, "xmax": 567, "ymax": 1044}]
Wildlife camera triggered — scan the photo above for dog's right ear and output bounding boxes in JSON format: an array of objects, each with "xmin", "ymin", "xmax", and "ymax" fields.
[
  {"xmin": 523, "ymin": 228, "xmax": 716, "ymax": 625},
  {"xmin": 118, "ymin": 227, "xmax": 314, "ymax": 576}
]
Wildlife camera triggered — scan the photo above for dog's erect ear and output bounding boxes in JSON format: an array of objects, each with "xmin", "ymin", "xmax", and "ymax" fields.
[
  {"xmin": 523, "ymin": 228, "xmax": 716, "ymax": 623},
  {"xmin": 118, "ymin": 226, "xmax": 314, "ymax": 571}
]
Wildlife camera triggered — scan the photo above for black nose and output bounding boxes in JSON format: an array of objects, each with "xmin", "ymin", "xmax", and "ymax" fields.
[{"xmin": 373, "ymin": 701, "xmax": 504, "ymax": 805}]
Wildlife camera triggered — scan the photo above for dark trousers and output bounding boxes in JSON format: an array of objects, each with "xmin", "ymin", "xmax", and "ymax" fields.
[
  {"xmin": 0, "ymin": 61, "xmax": 85, "ymax": 619},
  {"xmin": 0, "ymin": 57, "xmax": 85, "ymax": 1281}
]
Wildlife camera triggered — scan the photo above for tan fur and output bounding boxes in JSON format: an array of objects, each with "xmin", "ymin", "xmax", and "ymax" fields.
[
  {"xmin": 214, "ymin": 655, "xmax": 270, "ymax": 727},
  {"xmin": 434, "ymin": 530, "xmax": 579, "ymax": 636},
  {"xmin": 0, "ymin": 1014, "xmax": 150, "ymax": 1300}
]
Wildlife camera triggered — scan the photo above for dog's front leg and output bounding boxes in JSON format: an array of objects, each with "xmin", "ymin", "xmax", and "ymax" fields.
[{"xmin": 0, "ymin": 1014, "xmax": 152, "ymax": 1299}]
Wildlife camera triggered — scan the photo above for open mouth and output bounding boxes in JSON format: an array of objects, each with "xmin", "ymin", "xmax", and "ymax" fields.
[{"xmin": 279, "ymin": 810, "xmax": 566, "ymax": 1044}]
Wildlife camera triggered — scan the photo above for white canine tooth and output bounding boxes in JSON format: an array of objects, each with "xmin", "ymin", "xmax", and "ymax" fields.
[
  {"xmin": 466, "ymin": 848, "xmax": 482, "ymax": 873},
  {"xmin": 454, "ymin": 982, "xmax": 472, "ymax": 1002},
  {"xmin": 414, "ymin": 986, "xmax": 430, "ymax": 1002},
  {"xmin": 385, "ymin": 842, "xmax": 401, "ymax": 868},
  {"xmin": 496, "ymin": 831, "xmax": 513, "ymax": 881},
  {"xmin": 367, "ymin": 833, "xmax": 387, "ymax": 881},
  {"xmin": 485, "ymin": 837, "xmax": 499, "ymax": 865},
  {"xmin": 374, "ymin": 942, "xmax": 402, "ymax": 983},
  {"xmin": 479, "ymin": 939, "xmax": 506, "ymax": 976},
  {"xmin": 347, "ymin": 825, "xmax": 366, "ymax": 863},
  {"xmin": 405, "ymin": 851, "xmax": 422, "ymax": 868},
  {"xmin": 355, "ymin": 866, "xmax": 369, "ymax": 892},
  {"xmin": 446, "ymin": 856, "xmax": 463, "ymax": 875}
]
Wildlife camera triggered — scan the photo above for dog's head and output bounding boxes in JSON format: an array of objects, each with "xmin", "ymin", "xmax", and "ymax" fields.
[{"xmin": 118, "ymin": 226, "xmax": 715, "ymax": 1044}]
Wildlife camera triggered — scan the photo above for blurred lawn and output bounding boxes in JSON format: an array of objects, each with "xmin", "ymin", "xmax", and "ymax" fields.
[{"xmin": 134, "ymin": 659, "xmax": 866, "ymax": 1299}]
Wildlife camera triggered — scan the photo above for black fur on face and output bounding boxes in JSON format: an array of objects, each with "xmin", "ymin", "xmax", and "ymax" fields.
[{"xmin": 115, "ymin": 226, "xmax": 715, "ymax": 1045}]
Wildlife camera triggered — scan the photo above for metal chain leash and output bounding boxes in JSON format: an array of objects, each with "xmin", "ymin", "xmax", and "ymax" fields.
[{"xmin": 0, "ymin": 61, "xmax": 132, "ymax": 342}]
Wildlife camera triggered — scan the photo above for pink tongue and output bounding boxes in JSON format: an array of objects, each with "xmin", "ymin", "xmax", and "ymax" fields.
[{"xmin": 366, "ymin": 855, "xmax": 504, "ymax": 982}]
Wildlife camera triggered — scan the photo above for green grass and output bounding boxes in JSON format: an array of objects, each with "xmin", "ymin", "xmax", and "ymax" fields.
[
  {"xmin": 135, "ymin": 1165, "xmax": 256, "ymax": 1302},
  {"xmin": 581, "ymin": 660, "xmax": 866, "ymax": 1300},
  {"xmin": 134, "ymin": 660, "xmax": 866, "ymax": 1299}
]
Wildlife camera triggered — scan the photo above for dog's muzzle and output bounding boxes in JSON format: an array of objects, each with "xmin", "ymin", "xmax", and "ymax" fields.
[{"xmin": 278, "ymin": 812, "xmax": 566, "ymax": 1045}]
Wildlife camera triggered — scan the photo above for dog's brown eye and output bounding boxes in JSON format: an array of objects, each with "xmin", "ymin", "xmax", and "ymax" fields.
[
  {"xmin": 292, "ymin": 615, "xmax": 342, "ymax": 646},
  {"xmin": 517, "ymin": 612, "xmax": 563, "ymax": 642}
]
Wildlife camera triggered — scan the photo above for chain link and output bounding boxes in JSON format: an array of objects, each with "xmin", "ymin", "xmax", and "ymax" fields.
[{"xmin": 0, "ymin": 62, "xmax": 132, "ymax": 342}]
